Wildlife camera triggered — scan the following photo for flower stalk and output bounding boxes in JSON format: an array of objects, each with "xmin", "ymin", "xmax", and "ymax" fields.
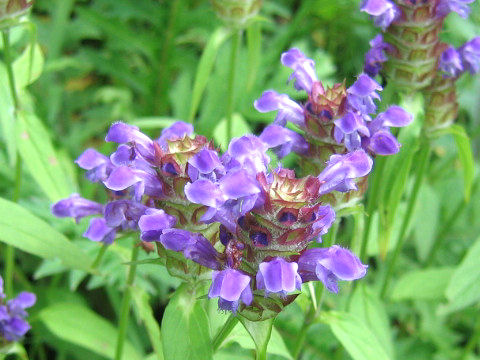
[
  {"xmin": 114, "ymin": 243, "xmax": 140, "ymax": 360},
  {"xmin": 226, "ymin": 29, "xmax": 242, "ymax": 141}
]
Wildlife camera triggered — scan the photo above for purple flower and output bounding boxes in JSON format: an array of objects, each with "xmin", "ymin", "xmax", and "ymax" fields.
[
  {"xmin": 364, "ymin": 34, "xmax": 391, "ymax": 77},
  {"xmin": 138, "ymin": 208, "xmax": 177, "ymax": 242},
  {"xmin": 187, "ymin": 149, "xmax": 225, "ymax": 182},
  {"xmin": 436, "ymin": 0, "xmax": 475, "ymax": 18},
  {"xmin": 52, "ymin": 194, "xmax": 103, "ymax": 222},
  {"xmin": 160, "ymin": 229, "xmax": 221, "ymax": 270},
  {"xmin": 105, "ymin": 122, "xmax": 155, "ymax": 161},
  {"xmin": 360, "ymin": 0, "xmax": 399, "ymax": 30},
  {"xmin": 256, "ymin": 258, "xmax": 302, "ymax": 297},
  {"xmin": 298, "ymin": 246, "xmax": 367, "ymax": 293},
  {"xmin": 439, "ymin": 46, "xmax": 464, "ymax": 77},
  {"xmin": 347, "ymin": 74, "xmax": 383, "ymax": 115},
  {"xmin": 223, "ymin": 135, "xmax": 270, "ymax": 176},
  {"xmin": 254, "ymin": 90, "xmax": 305, "ymax": 127},
  {"xmin": 75, "ymin": 148, "xmax": 113, "ymax": 182},
  {"xmin": 364, "ymin": 106, "xmax": 413, "ymax": 155},
  {"xmin": 157, "ymin": 121, "xmax": 194, "ymax": 150},
  {"xmin": 0, "ymin": 275, "xmax": 36, "ymax": 342},
  {"xmin": 209, "ymin": 269, "xmax": 253, "ymax": 313},
  {"xmin": 259, "ymin": 124, "xmax": 309, "ymax": 158},
  {"xmin": 317, "ymin": 150, "xmax": 373, "ymax": 195},
  {"xmin": 103, "ymin": 165, "xmax": 163, "ymax": 200},
  {"xmin": 104, "ymin": 199, "xmax": 147, "ymax": 228},
  {"xmin": 281, "ymin": 48, "xmax": 318, "ymax": 92},
  {"xmin": 84, "ymin": 217, "xmax": 116, "ymax": 244},
  {"xmin": 313, "ymin": 205, "xmax": 336, "ymax": 242},
  {"xmin": 460, "ymin": 37, "xmax": 480, "ymax": 74},
  {"xmin": 334, "ymin": 111, "xmax": 371, "ymax": 151}
]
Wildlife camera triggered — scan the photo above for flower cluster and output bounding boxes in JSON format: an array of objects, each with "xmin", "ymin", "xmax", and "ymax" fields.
[
  {"xmin": 0, "ymin": 276, "xmax": 36, "ymax": 343},
  {"xmin": 52, "ymin": 119, "xmax": 369, "ymax": 319},
  {"xmin": 255, "ymin": 48, "xmax": 412, "ymax": 187},
  {"xmin": 360, "ymin": 0, "xmax": 479, "ymax": 129}
]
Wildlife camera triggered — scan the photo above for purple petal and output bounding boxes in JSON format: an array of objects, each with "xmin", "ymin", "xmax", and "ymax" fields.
[
  {"xmin": 224, "ymin": 135, "xmax": 270, "ymax": 175},
  {"xmin": 313, "ymin": 205, "xmax": 336, "ymax": 242},
  {"xmin": 159, "ymin": 228, "xmax": 195, "ymax": 252},
  {"xmin": 187, "ymin": 149, "xmax": 224, "ymax": 181},
  {"xmin": 254, "ymin": 90, "xmax": 305, "ymax": 126},
  {"xmin": 439, "ymin": 46, "xmax": 464, "ymax": 77},
  {"xmin": 280, "ymin": 48, "xmax": 318, "ymax": 92},
  {"xmin": 138, "ymin": 208, "xmax": 177, "ymax": 242},
  {"xmin": 256, "ymin": 258, "xmax": 301, "ymax": 295},
  {"xmin": 8, "ymin": 292, "xmax": 36, "ymax": 310},
  {"xmin": 260, "ymin": 124, "xmax": 308, "ymax": 158},
  {"xmin": 83, "ymin": 217, "xmax": 116, "ymax": 244},
  {"xmin": 157, "ymin": 121, "xmax": 194, "ymax": 149},
  {"xmin": 360, "ymin": 0, "xmax": 399, "ymax": 29},
  {"xmin": 184, "ymin": 179, "xmax": 225, "ymax": 208},
  {"xmin": 103, "ymin": 166, "xmax": 139, "ymax": 191},
  {"xmin": 368, "ymin": 129, "xmax": 401, "ymax": 155},
  {"xmin": 52, "ymin": 194, "xmax": 103, "ymax": 222},
  {"xmin": 75, "ymin": 148, "xmax": 109, "ymax": 170},
  {"xmin": 436, "ymin": 0, "xmax": 475, "ymax": 18},
  {"xmin": 219, "ymin": 169, "xmax": 261, "ymax": 200},
  {"xmin": 375, "ymin": 106, "xmax": 413, "ymax": 128},
  {"xmin": 317, "ymin": 245, "xmax": 368, "ymax": 281},
  {"xmin": 460, "ymin": 37, "xmax": 480, "ymax": 74},
  {"xmin": 209, "ymin": 269, "xmax": 251, "ymax": 302},
  {"xmin": 182, "ymin": 233, "xmax": 221, "ymax": 270}
]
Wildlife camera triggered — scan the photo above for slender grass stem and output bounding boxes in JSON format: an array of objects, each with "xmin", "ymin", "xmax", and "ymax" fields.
[
  {"xmin": 114, "ymin": 244, "xmax": 140, "ymax": 360},
  {"xmin": 461, "ymin": 309, "xmax": 480, "ymax": 360},
  {"xmin": 225, "ymin": 29, "xmax": 241, "ymax": 142},
  {"xmin": 91, "ymin": 243, "xmax": 109, "ymax": 270},
  {"xmin": 212, "ymin": 314, "xmax": 239, "ymax": 351},
  {"xmin": 380, "ymin": 141, "xmax": 431, "ymax": 299},
  {"xmin": 292, "ymin": 222, "xmax": 339, "ymax": 360},
  {"xmin": 2, "ymin": 29, "xmax": 20, "ymax": 296}
]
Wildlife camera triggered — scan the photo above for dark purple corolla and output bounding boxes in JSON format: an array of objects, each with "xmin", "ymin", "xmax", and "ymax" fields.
[
  {"xmin": 298, "ymin": 246, "xmax": 367, "ymax": 293},
  {"xmin": 360, "ymin": 0, "xmax": 400, "ymax": 30},
  {"xmin": 281, "ymin": 48, "xmax": 318, "ymax": 92},
  {"xmin": 0, "ymin": 276, "xmax": 36, "ymax": 342},
  {"xmin": 254, "ymin": 90, "xmax": 305, "ymax": 127},
  {"xmin": 260, "ymin": 125, "xmax": 309, "ymax": 159},
  {"xmin": 208, "ymin": 269, "xmax": 253, "ymax": 313},
  {"xmin": 51, "ymin": 193, "xmax": 103, "ymax": 222},
  {"xmin": 256, "ymin": 258, "xmax": 302, "ymax": 297}
]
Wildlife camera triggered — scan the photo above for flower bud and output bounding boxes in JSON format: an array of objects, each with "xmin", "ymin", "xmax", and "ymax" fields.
[
  {"xmin": 0, "ymin": 0, "xmax": 33, "ymax": 30},
  {"xmin": 210, "ymin": 0, "xmax": 262, "ymax": 29}
]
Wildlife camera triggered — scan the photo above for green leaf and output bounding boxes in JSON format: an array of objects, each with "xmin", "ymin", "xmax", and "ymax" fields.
[
  {"xmin": 16, "ymin": 110, "xmax": 74, "ymax": 201},
  {"xmin": 0, "ymin": 63, "xmax": 16, "ymax": 166},
  {"xmin": 450, "ymin": 124, "xmax": 474, "ymax": 201},
  {"xmin": 13, "ymin": 41, "xmax": 44, "ymax": 88},
  {"xmin": 161, "ymin": 284, "xmax": 213, "ymax": 360},
  {"xmin": 213, "ymin": 113, "xmax": 251, "ymax": 151},
  {"xmin": 391, "ymin": 267, "xmax": 454, "ymax": 301},
  {"xmin": 349, "ymin": 285, "xmax": 394, "ymax": 358},
  {"xmin": 0, "ymin": 198, "xmax": 92, "ymax": 272},
  {"xmin": 238, "ymin": 317, "xmax": 275, "ymax": 360},
  {"xmin": 132, "ymin": 287, "xmax": 164, "ymax": 360},
  {"xmin": 445, "ymin": 236, "xmax": 480, "ymax": 312},
  {"xmin": 322, "ymin": 311, "xmax": 392, "ymax": 360},
  {"xmin": 413, "ymin": 184, "xmax": 440, "ymax": 262},
  {"xmin": 188, "ymin": 27, "xmax": 230, "ymax": 122},
  {"xmin": 39, "ymin": 302, "xmax": 142, "ymax": 360}
]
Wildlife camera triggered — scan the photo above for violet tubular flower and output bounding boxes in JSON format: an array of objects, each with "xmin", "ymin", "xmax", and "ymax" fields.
[
  {"xmin": 436, "ymin": 0, "xmax": 475, "ymax": 18},
  {"xmin": 438, "ymin": 46, "xmax": 464, "ymax": 78},
  {"xmin": 256, "ymin": 258, "xmax": 302, "ymax": 297},
  {"xmin": 360, "ymin": 0, "xmax": 400, "ymax": 30},
  {"xmin": 364, "ymin": 34, "xmax": 392, "ymax": 77},
  {"xmin": 209, "ymin": 269, "xmax": 253, "ymax": 313},
  {"xmin": 0, "ymin": 276, "xmax": 36, "ymax": 342}
]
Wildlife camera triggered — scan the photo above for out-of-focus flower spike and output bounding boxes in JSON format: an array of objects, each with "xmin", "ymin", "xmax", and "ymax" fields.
[{"xmin": 254, "ymin": 90, "xmax": 305, "ymax": 127}]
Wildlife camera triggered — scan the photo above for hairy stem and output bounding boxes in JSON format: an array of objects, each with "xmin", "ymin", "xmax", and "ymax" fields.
[
  {"xmin": 114, "ymin": 244, "xmax": 140, "ymax": 360},
  {"xmin": 225, "ymin": 29, "xmax": 241, "ymax": 142},
  {"xmin": 380, "ymin": 141, "xmax": 431, "ymax": 299}
]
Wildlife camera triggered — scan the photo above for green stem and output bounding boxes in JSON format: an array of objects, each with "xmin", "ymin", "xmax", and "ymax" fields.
[
  {"xmin": 212, "ymin": 315, "xmax": 239, "ymax": 351},
  {"xmin": 114, "ymin": 244, "xmax": 140, "ymax": 360},
  {"xmin": 292, "ymin": 222, "xmax": 339, "ymax": 360},
  {"xmin": 3, "ymin": 29, "xmax": 20, "ymax": 296},
  {"xmin": 380, "ymin": 141, "xmax": 431, "ymax": 299},
  {"xmin": 225, "ymin": 29, "xmax": 241, "ymax": 142},
  {"xmin": 91, "ymin": 243, "xmax": 109, "ymax": 270}
]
